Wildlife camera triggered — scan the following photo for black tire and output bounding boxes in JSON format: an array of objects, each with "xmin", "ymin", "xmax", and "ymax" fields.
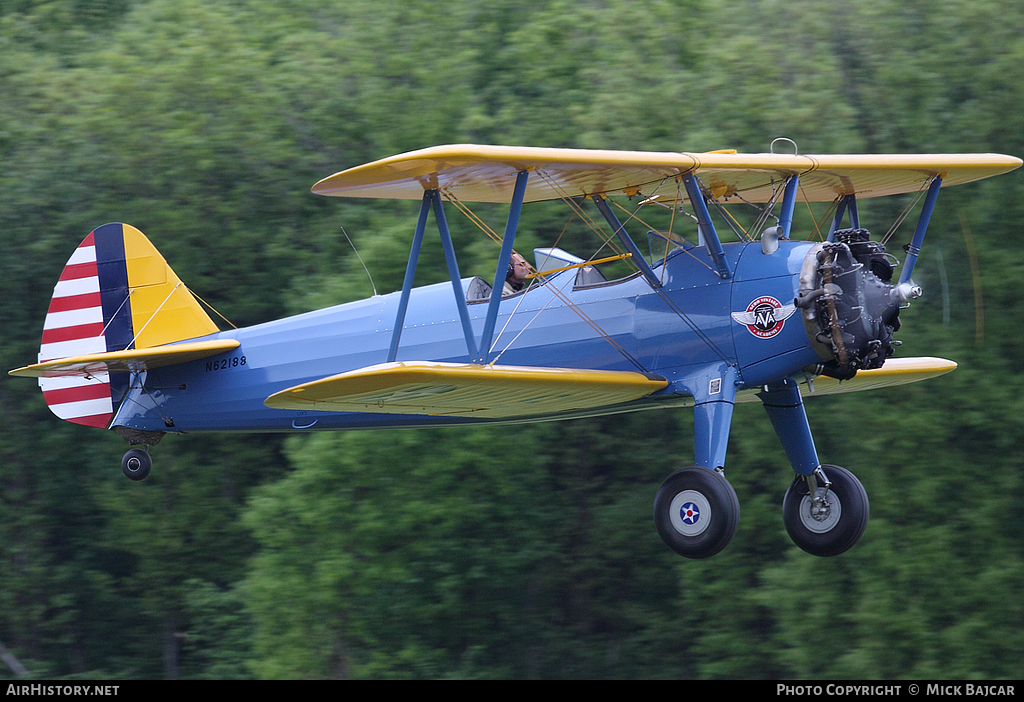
[
  {"xmin": 121, "ymin": 448, "xmax": 152, "ymax": 481},
  {"xmin": 783, "ymin": 464, "xmax": 868, "ymax": 557},
  {"xmin": 654, "ymin": 466, "xmax": 740, "ymax": 559}
]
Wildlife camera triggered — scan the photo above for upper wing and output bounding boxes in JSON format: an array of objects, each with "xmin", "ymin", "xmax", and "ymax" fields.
[
  {"xmin": 311, "ymin": 144, "xmax": 1022, "ymax": 204},
  {"xmin": 264, "ymin": 361, "xmax": 668, "ymax": 419},
  {"xmin": 9, "ymin": 339, "xmax": 240, "ymax": 378}
]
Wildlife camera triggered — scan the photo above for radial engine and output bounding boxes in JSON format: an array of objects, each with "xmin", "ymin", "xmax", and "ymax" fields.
[{"xmin": 796, "ymin": 228, "xmax": 922, "ymax": 380}]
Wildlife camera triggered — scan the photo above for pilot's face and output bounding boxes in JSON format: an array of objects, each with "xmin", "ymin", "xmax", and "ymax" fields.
[{"xmin": 510, "ymin": 254, "xmax": 530, "ymax": 281}]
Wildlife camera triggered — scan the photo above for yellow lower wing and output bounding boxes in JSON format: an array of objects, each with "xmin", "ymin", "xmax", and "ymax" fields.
[
  {"xmin": 9, "ymin": 339, "xmax": 240, "ymax": 378},
  {"xmin": 802, "ymin": 356, "xmax": 958, "ymax": 396},
  {"xmin": 264, "ymin": 362, "xmax": 668, "ymax": 419},
  {"xmin": 733, "ymin": 356, "xmax": 958, "ymax": 403}
]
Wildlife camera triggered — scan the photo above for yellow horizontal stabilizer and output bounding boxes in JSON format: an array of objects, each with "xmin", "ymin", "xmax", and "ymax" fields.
[
  {"xmin": 313, "ymin": 144, "xmax": 1021, "ymax": 204},
  {"xmin": 264, "ymin": 361, "xmax": 669, "ymax": 418},
  {"xmin": 9, "ymin": 339, "xmax": 240, "ymax": 378}
]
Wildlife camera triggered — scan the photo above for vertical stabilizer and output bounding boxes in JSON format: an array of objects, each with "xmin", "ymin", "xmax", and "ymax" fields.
[{"xmin": 38, "ymin": 223, "xmax": 219, "ymax": 427}]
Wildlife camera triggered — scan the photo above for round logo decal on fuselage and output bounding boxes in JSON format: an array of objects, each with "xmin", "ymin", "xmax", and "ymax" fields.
[{"xmin": 731, "ymin": 296, "xmax": 797, "ymax": 339}]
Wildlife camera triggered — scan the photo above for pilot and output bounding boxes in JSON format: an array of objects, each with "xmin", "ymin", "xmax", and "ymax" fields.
[{"xmin": 503, "ymin": 253, "xmax": 531, "ymax": 295}]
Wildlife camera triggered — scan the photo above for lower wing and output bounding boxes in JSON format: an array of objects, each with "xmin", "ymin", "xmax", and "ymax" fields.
[{"xmin": 264, "ymin": 361, "xmax": 668, "ymax": 419}]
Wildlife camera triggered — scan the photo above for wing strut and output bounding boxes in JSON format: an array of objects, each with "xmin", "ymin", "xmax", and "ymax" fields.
[
  {"xmin": 388, "ymin": 194, "xmax": 431, "ymax": 362},
  {"xmin": 389, "ymin": 176, "xmax": 532, "ymax": 365},
  {"xmin": 431, "ymin": 191, "xmax": 480, "ymax": 361},
  {"xmin": 681, "ymin": 174, "xmax": 732, "ymax": 279},
  {"xmin": 779, "ymin": 175, "xmax": 800, "ymax": 238},
  {"xmin": 591, "ymin": 193, "xmax": 662, "ymax": 288},
  {"xmin": 899, "ymin": 175, "xmax": 942, "ymax": 285},
  {"xmin": 388, "ymin": 189, "xmax": 479, "ymax": 362},
  {"xmin": 480, "ymin": 170, "xmax": 529, "ymax": 363},
  {"xmin": 827, "ymin": 194, "xmax": 860, "ymax": 241}
]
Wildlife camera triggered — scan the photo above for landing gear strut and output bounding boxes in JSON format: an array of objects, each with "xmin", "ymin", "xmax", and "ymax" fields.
[{"xmin": 760, "ymin": 380, "xmax": 870, "ymax": 556}]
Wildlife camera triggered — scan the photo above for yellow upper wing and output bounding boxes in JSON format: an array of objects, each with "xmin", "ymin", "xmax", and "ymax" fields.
[
  {"xmin": 264, "ymin": 361, "xmax": 668, "ymax": 419},
  {"xmin": 312, "ymin": 144, "xmax": 1021, "ymax": 204}
]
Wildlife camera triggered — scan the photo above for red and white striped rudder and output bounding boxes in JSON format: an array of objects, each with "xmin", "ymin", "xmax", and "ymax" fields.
[{"xmin": 34, "ymin": 223, "xmax": 220, "ymax": 428}]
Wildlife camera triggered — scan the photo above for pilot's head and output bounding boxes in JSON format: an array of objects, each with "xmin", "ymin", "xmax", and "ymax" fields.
[{"xmin": 506, "ymin": 253, "xmax": 530, "ymax": 291}]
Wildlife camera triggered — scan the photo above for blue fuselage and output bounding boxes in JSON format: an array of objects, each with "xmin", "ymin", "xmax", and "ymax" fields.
[{"xmin": 112, "ymin": 240, "xmax": 823, "ymax": 434}]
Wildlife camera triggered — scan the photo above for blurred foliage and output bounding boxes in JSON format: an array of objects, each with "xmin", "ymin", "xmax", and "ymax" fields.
[{"xmin": 1, "ymin": 0, "xmax": 1022, "ymax": 680}]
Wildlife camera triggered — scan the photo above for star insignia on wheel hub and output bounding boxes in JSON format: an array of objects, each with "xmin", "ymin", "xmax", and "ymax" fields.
[{"xmin": 679, "ymin": 502, "xmax": 700, "ymax": 525}]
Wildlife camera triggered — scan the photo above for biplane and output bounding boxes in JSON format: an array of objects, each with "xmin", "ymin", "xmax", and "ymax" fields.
[{"xmin": 10, "ymin": 142, "xmax": 1020, "ymax": 559}]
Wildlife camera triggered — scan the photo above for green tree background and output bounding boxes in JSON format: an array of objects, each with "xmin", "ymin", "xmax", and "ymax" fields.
[{"xmin": 1, "ymin": 0, "xmax": 1022, "ymax": 679}]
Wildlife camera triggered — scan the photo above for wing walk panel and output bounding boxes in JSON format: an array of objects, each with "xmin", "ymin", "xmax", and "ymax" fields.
[{"xmin": 264, "ymin": 361, "xmax": 669, "ymax": 419}]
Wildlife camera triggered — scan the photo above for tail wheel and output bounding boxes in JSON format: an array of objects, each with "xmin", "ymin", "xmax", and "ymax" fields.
[
  {"xmin": 654, "ymin": 466, "xmax": 740, "ymax": 559},
  {"xmin": 121, "ymin": 448, "xmax": 152, "ymax": 481},
  {"xmin": 783, "ymin": 464, "xmax": 868, "ymax": 557}
]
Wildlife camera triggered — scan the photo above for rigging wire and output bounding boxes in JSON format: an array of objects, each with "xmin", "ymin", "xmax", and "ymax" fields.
[
  {"xmin": 546, "ymin": 170, "xmax": 734, "ymax": 363},
  {"xmin": 807, "ymin": 195, "xmax": 841, "ymax": 241},
  {"xmin": 127, "ymin": 282, "xmax": 183, "ymax": 350},
  {"xmin": 490, "ymin": 265, "xmax": 649, "ymax": 373},
  {"xmin": 799, "ymin": 184, "xmax": 830, "ymax": 241},
  {"xmin": 609, "ymin": 197, "xmax": 717, "ymax": 277},
  {"xmin": 880, "ymin": 180, "xmax": 930, "ymax": 246},
  {"xmin": 190, "ymin": 287, "xmax": 238, "ymax": 330},
  {"xmin": 535, "ymin": 169, "xmax": 631, "ymax": 262},
  {"xmin": 442, "ymin": 189, "xmax": 503, "ymax": 246},
  {"xmin": 602, "ymin": 182, "xmax": 732, "ymax": 363},
  {"xmin": 95, "ymin": 287, "xmax": 135, "ymax": 348},
  {"xmin": 442, "ymin": 185, "xmax": 650, "ymax": 372}
]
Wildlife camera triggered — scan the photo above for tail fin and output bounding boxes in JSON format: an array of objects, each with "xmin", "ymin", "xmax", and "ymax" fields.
[{"xmin": 37, "ymin": 223, "xmax": 219, "ymax": 427}]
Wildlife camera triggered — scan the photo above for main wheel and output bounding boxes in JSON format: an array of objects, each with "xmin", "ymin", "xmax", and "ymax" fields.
[
  {"xmin": 121, "ymin": 448, "xmax": 152, "ymax": 481},
  {"xmin": 783, "ymin": 464, "xmax": 868, "ymax": 557},
  {"xmin": 654, "ymin": 466, "xmax": 740, "ymax": 559}
]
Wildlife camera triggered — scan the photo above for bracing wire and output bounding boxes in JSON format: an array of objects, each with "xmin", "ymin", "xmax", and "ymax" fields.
[
  {"xmin": 444, "ymin": 182, "xmax": 651, "ymax": 372},
  {"xmin": 881, "ymin": 180, "xmax": 930, "ymax": 246},
  {"xmin": 95, "ymin": 288, "xmax": 135, "ymax": 348},
  {"xmin": 189, "ymin": 287, "xmax": 238, "ymax": 330},
  {"xmin": 540, "ymin": 169, "xmax": 734, "ymax": 364},
  {"xmin": 341, "ymin": 225, "xmax": 378, "ymax": 297},
  {"xmin": 127, "ymin": 283, "xmax": 183, "ymax": 349}
]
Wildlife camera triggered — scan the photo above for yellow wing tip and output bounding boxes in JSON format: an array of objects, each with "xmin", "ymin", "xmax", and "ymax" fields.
[
  {"xmin": 799, "ymin": 356, "xmax": 958, "ymax": 398},
  {"xmin": 866, "ymin": 356, "xmax": 957, "ymax": 376}
]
